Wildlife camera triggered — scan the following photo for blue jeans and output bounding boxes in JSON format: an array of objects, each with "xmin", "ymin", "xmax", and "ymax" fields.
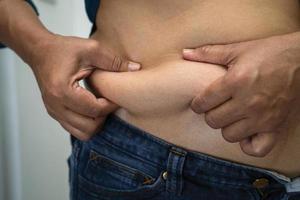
[{"xmin": 68, "ymin": 115, "xmax": 300, "ymax": 200}]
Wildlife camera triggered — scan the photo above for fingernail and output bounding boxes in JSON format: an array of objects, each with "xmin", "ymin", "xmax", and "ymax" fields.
[
  {"xmin": 183, "ymin": 49, "xmax": 195, "ymax": 55},
  {"xmin": 128, "ymin": 61, "xmax": 141, "ymax": 71}
]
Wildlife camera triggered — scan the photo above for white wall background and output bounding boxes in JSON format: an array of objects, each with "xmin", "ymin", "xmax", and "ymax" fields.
[{"xmin": 0, "ymin": 1, "xmax": 92, "ymax": 200}]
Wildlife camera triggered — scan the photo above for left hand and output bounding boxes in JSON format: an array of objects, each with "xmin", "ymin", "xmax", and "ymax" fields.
[{"xmin": 183, "ymin": 32, "xmax": 300, "ymax": 157}]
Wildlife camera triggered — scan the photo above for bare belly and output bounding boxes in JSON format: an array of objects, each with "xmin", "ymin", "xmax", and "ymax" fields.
[{"xmin": 88, "ymin": 0, "xmax": 300, "ymax": 177}]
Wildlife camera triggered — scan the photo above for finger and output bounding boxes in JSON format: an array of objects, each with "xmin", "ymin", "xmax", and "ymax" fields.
[
  {"xmin": 72, "ymin": 66, "xmax": 96, "ymax": 83},
  {"xmin": 191, "ymin": 76, "xmax": 233, "ymax": 114},
  {"xmin": 65, "ymin": 86, "xmax": 119, "ymax": 118},
  {"xmin": 62, "ymin": 108, "xmax": 104, "ymax": 135},
  {"xmin": 85, "ymin": 41, "xmax": 141, "ymax": 72},
  {"xmin": 182, "ymin": 44, "xmax": 236, "ymax": 66},
  {"xmin": 45, "ymin": 102, "xmax": 103, "ymax": 134},
  {"xmin": 221, "ymin": 118, "xmax": 255, "ymax": 143},
  {"xmin": 240, "ymin": 132, "xmax": 277, "ymax": 157},
  {"xmin": 204, "ymin": 100, "xmax": 245, "ymax": 129},
  {"xmin": 60, "ymin": 121, "xmax": 93, "ymax": 141}
]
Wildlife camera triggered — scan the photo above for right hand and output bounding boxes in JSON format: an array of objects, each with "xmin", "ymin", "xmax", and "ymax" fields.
[{"xmin": 29, "ymin": 34, "xmax": 141, "ymax": 141}]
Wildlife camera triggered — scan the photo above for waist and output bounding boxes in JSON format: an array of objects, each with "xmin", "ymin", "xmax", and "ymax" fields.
[
  {"xmin": 86, "ymin": 114, "xmax": 300, "ymax": 184},
  {"xmin": 87, "ymin": 56, "xmax": 300, "ymax": 177},
  {"xmin": 88, "ymin": 3, "xmax": 300, "ymax": 175}
]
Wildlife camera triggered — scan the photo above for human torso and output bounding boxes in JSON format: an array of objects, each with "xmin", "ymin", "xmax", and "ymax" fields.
[{"xmin": 88, "ymin": 0, "xmax": 300, "ymax": 177}]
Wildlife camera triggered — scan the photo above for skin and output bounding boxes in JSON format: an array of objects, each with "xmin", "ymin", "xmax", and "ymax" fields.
[
  {"xmin": 88, "ymin": 0, "xmax": 300, "ymax": 176},
  {"xmin": 0, "ymin": 0, "xmax": 140, "ymax": 141},
  {"xmin": 1, "ymin": 0, "xmax": 299, "ymax": 175},
  {"xmin": 183, "ymin": 32, "xmax": 300, "ymax": 157}
]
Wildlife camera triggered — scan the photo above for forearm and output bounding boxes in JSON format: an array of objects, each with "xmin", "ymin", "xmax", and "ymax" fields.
[{"xmin": 0, "ymin": 0, "xmax": 54, "ymax": 66}]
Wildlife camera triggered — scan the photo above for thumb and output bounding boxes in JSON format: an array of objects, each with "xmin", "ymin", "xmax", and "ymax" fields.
[
  {"xmin": 182, "ymin": 44, "xmax": 236, "ymax": 66},
  {"xmin": 84, "ymin": 41, "xmax": 141, "ymax": 72}
]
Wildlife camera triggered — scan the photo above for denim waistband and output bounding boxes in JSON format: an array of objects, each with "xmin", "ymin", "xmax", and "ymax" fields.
[{"xmin": 94, "ymin": 114, "xmax": 300, "ymax": 194}]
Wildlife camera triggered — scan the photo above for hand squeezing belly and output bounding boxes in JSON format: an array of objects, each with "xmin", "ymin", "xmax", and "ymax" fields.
[{"xmin": 87, "ymin": 55, "xmax": 226, "ymax": 118}]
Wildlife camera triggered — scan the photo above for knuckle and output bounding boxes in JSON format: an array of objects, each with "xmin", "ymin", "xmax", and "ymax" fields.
[
  {"xmin": 97, "ymin": 99, "xmax": 107, "ymax": 108},
  {"xmin": 97, "ymin": 100, "xmax": 114, "ymax": 115},
  {"xmin": 220, "ymin": 46, "xmax": 235, "ymax": 64},
  {"xmin": 221, "ymin": 129, "xmax": 239, "ymax": 143},
  {"xmin": 87, "ymin": 40, "xmax": 100, "ymax": 51},
  {"xmin": 192, "ymin": 96, "xmax": 207, "ymax": 113},
  {"xmin": 198, "ymin": 45, "xmax": 213, "ymax": 56},
  {"xmin": 88, "ymin": 106, "xmax": 102, "ymax": 117},
  {"xmin": 229, "ymin": 71, "xmax": 248, "ymax": 85},
  {"xmin": 199, "ymin": 95, "xmax": 209, "ymax": 106},
  {"xmin": 111, "ymin": 56, "xmax": 123, "ymax": 72},
  {"xmin": 248, "ymin": 95, "xmax": 267, "ymax": 111},
  {"xmin": 251, "ymin": 146, "xmax": 268, "ymax": 157},
  {"xmin": 205, "ymin": 113, "xmax": 220, "ymax": 129}
]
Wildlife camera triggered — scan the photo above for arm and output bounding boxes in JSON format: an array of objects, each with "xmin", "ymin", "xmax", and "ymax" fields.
[
  {"xmin": 0, "ymin": 0, "xmax": 141, "ymax": 140},
  {"xmin": 0, "ymin": 0, "xmax": 49, "ymax": 64}
]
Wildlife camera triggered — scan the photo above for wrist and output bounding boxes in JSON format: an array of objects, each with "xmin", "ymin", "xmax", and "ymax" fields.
[
  {"xmin": 1, "ymin": 0, "xmax": 56, "ymax": 68},
  {"xmin": 25, "ymin": 31, "xmax": 57, "ymax": 69}
]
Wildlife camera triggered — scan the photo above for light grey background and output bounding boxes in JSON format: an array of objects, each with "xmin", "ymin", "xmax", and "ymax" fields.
[{"xmin": 0, "ymin": 1, "xmax": 92, "ymax": 200}]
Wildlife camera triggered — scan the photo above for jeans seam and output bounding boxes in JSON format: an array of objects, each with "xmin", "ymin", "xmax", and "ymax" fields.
[
  {"xmin": 86, "ymin": 149, "xmax": 156, "ymax": 181},
  {"xmin": 166, "ymin": 153, "xmax": 175, "ymax": 193},
  {"xmin": 166, "ymin": 147, "xmax": 186, "ymax": 196},
  {"xmin": 94, "ymin": 134, "xmax": 165, "ymax": 170},
  {"xmin": 70, "ymin": 141, "xmax": 81, "ymax": 200}
]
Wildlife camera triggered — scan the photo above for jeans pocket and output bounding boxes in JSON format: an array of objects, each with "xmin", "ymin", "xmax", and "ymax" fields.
[{"xmin": 78, "ymin": 149, "xmax": 165, "ymax": 199}]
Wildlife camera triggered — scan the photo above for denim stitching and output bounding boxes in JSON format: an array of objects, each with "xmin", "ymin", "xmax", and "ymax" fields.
[{"xmin": 95, "ymin": 133, "xmax": 165, "ymax": 170}]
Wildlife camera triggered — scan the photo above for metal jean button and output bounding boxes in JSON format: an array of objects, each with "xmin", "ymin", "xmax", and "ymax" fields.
[
  {"xmin": 162, "ymin": 171, "xmax": 168, "ymax": 180},
  {"xmin": 252, "ymin": 178, "xmax": 270, "ymax": 189}
]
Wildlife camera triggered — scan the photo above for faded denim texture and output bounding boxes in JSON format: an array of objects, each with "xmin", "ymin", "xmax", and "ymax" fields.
[{"xmin": 68, "ymin": 115, "xmax": 300, "ymax": 200}]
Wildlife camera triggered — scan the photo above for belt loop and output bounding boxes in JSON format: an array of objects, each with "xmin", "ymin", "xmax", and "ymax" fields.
[
  {"xmin": 165, "ymin": 146, "xmax": 187, "ymax": 196},
  {"xmin": 286, "ymin": 177, "xmax": 300, "ymax": 194}
]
